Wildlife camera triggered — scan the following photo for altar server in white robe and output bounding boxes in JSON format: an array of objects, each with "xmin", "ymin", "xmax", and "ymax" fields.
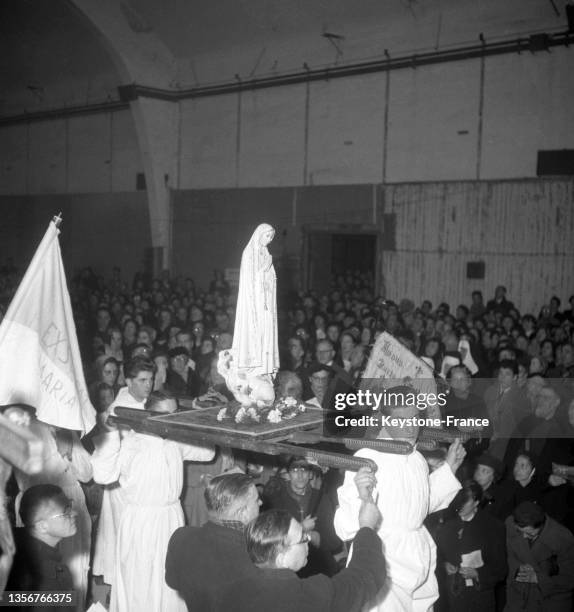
[
  {"xmin": 92, "ymin": 389, "xmax": 214, "ymax": 612},
  {"xmin": 334, "ymin": 386, "xmax": 465, "ymax": 612},
  {"xmin": 92, "ymin": 358, "xmax": 153, "ymax": 585}
]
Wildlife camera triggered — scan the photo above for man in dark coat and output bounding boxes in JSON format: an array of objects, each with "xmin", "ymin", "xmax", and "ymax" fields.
[
  {"xmin": 165, "ymin": 347, "xmax": 201, "ymax": 398},
  {"xmin": 262, "ymin": 456, "xmax": 342, "ymax": 576},
  {"xmin": 443, "ymin": 365, "xmax": 492, "ymax": 478},
  {"xmin": 219, "ymin": 478, "xmax": 384, "ymax": 612},
  {"xmin": 486, "ymin": 286, "xmax": 515, "ymax": 317},
  {"xmin": 7, "ymin": 485, "xmax": 76, "ymax": 612},
  {"xmin": 504, "ymin": 384, "xmax": 563, "ymax": 475},
  {"xmin": 506, "ymin": 501, "xmax": 574, "ymax": 612},
  {"xmin": 165, "ymin": 473, "xmax": 261, "ymax": 612},
  {"xmin": 484, "ymin": 360, "xmax": 529, "ymax": 461}
]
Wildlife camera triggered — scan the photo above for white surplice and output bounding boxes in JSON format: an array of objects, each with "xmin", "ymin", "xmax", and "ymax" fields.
[
  {"xmin": 334, "ymin": 447, "xmax": 461, "ymax": 612},
  {"xmin": 92, "ymin": 425, "xmax": 214, "ymax": 612},
  {"xmin": 91, "ymin": 387, "xmax": 143, "ymax": 584}
]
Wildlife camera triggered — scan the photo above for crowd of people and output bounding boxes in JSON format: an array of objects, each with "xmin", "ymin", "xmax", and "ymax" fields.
[{"xmin": 1, "ymin": 263, "xmax": 574, "ymax": 612}]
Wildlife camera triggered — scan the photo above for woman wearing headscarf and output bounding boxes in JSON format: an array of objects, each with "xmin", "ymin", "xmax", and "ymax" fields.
[
  {"xmin": 511, "ymin": 452, "xmax": 546, "ymax": 508},
  {"xmin": 473, "ymin": 454, "xmax": 515, "ymax": 521},
  {"xmin": 91, "ymin": 355, "xmax": 121, "ymax": 398},
  {"xmin": 435, "ymin": 480, "xmax": 507, "ymax": 612}
]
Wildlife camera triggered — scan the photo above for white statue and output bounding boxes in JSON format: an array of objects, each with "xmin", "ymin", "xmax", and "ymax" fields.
[{"xmin": 218, "ymin": 223, "xmax": 279, "ymax": 409}]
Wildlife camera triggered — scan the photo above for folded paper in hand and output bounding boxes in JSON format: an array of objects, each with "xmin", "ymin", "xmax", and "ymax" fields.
[{"xmin": 461, "ymin": 549, "xmax": 483, "ymax": 586}]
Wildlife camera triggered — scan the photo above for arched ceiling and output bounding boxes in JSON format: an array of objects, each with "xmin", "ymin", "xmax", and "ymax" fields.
[
  {"xmin": 0, "ymin": 0, "xmax": 567, "ymax": 115},
  {"xmin": 0, "ymin": 0, "xmax": 118, "ymax": 114},
  {"xmin": 133, "ymin": 0, "xmax": 562, "ymax": 58}
]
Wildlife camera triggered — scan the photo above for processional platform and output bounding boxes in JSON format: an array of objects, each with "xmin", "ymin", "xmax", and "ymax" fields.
[
  {"xmin": 159, "ymin": 405, "xmax": 326, "ymax": 439},
  {"xmin": 108, "ymin": 405, "xmax": 477, "ymax": 473},
  {"xmin": 110, "ymin": 406, "xmax": 410, "ymax": 473}
]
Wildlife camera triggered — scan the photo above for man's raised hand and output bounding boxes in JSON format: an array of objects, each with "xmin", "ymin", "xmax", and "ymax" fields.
[
  {"xmin": 354, "ymin": 466, "xmax": 377, "ymax": 501},
  {"xmin": 445, "ymin": 438, "xmax": 466, "ymax": 474}
]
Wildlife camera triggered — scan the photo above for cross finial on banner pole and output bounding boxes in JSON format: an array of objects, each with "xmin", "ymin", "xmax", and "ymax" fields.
[{"xmin": 52, "ymin": 212, "xmax": 63, "ymax": 228}]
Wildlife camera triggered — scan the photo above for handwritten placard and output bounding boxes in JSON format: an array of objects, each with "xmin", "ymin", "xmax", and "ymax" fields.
[{"xmin": 360, "ymin": 332, "xmax": 439, "ymax": 416}]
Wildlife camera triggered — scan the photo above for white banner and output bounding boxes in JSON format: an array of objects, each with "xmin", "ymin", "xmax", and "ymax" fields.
[
  {"xmin": 360, "ymin": 331, "xmax": 439, "ymax": 415},
  {"xmin": 0, "ymin": 221, "xmax": 95, "ymax": 435}
]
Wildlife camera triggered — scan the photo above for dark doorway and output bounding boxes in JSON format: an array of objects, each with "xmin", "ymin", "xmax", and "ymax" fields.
[
  {"xmin": 306, "ymin": 231, "xmax": 377, "ymax": 294},
  {"xmin": 332, "ymin": 234, "xmax": 376, "ymax": 277}
]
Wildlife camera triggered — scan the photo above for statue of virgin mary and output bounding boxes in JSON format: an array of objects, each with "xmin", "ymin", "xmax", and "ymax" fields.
[{"xmin": 218, "ymin": 223, "xmax": 279, "ymax": 408}]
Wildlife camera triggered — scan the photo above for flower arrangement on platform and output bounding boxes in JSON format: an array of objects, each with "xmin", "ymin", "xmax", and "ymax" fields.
[{"xmin": 216, "ymin": 395, "xmax": 307, "ymax": 425}]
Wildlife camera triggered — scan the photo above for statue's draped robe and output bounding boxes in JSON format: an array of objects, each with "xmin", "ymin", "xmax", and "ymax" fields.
[{"xmin": 232, "ymin": 223, "xmax": 279, "ymax": 378}]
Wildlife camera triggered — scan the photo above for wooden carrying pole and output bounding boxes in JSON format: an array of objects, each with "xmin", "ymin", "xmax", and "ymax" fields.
[{"xmin": 107, "ymin": 407, "xmax": 419, "ymax": 472}]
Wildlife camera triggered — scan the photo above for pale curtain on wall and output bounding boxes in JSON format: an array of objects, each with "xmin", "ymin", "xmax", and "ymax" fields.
[{"xmin": 381, "ymin": 179, "xmax": 574, "ymax": 313}]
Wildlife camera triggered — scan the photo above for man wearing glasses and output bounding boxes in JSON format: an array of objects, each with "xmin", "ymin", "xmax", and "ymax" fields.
[
  {"xmin": 219, "ymin": 467, "xmax": 384, "ymax": 612},
  {"xmin": 315, "ymin": 340, "xmax": 336, "ymax": 367},
  {"xmin": 305, "ymin": 363, "xmax": 333, "ymax": 409},
  {"xmin": 7, "ymin": 484, "xmax": 76, "ymax": 604}
]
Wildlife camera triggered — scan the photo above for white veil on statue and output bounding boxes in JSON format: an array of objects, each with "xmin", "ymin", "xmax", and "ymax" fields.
[{"xmin": 231, "ymin": 223, "xmax": 280, "ymax": 378}]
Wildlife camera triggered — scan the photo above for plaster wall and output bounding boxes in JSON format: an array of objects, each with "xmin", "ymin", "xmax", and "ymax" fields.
[
  {"xmin": 0, "ymin": 47, "xmax": 572, "ymax": 307},
  {"xmin": 1, "ymin": 49, "xmax": 571, "ymax": 193},
  {"xmin": 171, "ymin": 179, "xmax": 574, "ymax": 314},
  {"xmin": 0, "ymin": 110, "xmax": 141, "ymax": 195}
]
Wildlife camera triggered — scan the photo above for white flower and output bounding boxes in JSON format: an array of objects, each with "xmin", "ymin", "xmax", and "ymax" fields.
[
  {"xmin": 247, "ymin": 407, "xmax": 261, "ymax": 422},
  {"xmin": 235, "ymin": 407, "xmax": 247, "ymax": 423},
  {"xmin": 267, "ymin": 409, "xmax": 282, "ymax": 423},
  {"xmin": 217, "ymin": 408, "xmax": 228, "ymax": 422},
  {"xmin": 299, "ymin": 404, "xmax": 306, "ymax": 413},
  {"xmin": 284, "ymin": 397, "xmax": 297, "ymax": 407}
]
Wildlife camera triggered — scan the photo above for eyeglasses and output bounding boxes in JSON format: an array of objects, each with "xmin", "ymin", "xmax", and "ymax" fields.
[
  {"xmin": 289, "ymin": 467, "xmax": 310, "ymax": 474},
  {"xmin": 49, "ymin": 507, "xmax": 75, "ymax": 521},
  {"xmin": 35, "ymin": 502, "xmax": 75, "ymax": 523}
]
